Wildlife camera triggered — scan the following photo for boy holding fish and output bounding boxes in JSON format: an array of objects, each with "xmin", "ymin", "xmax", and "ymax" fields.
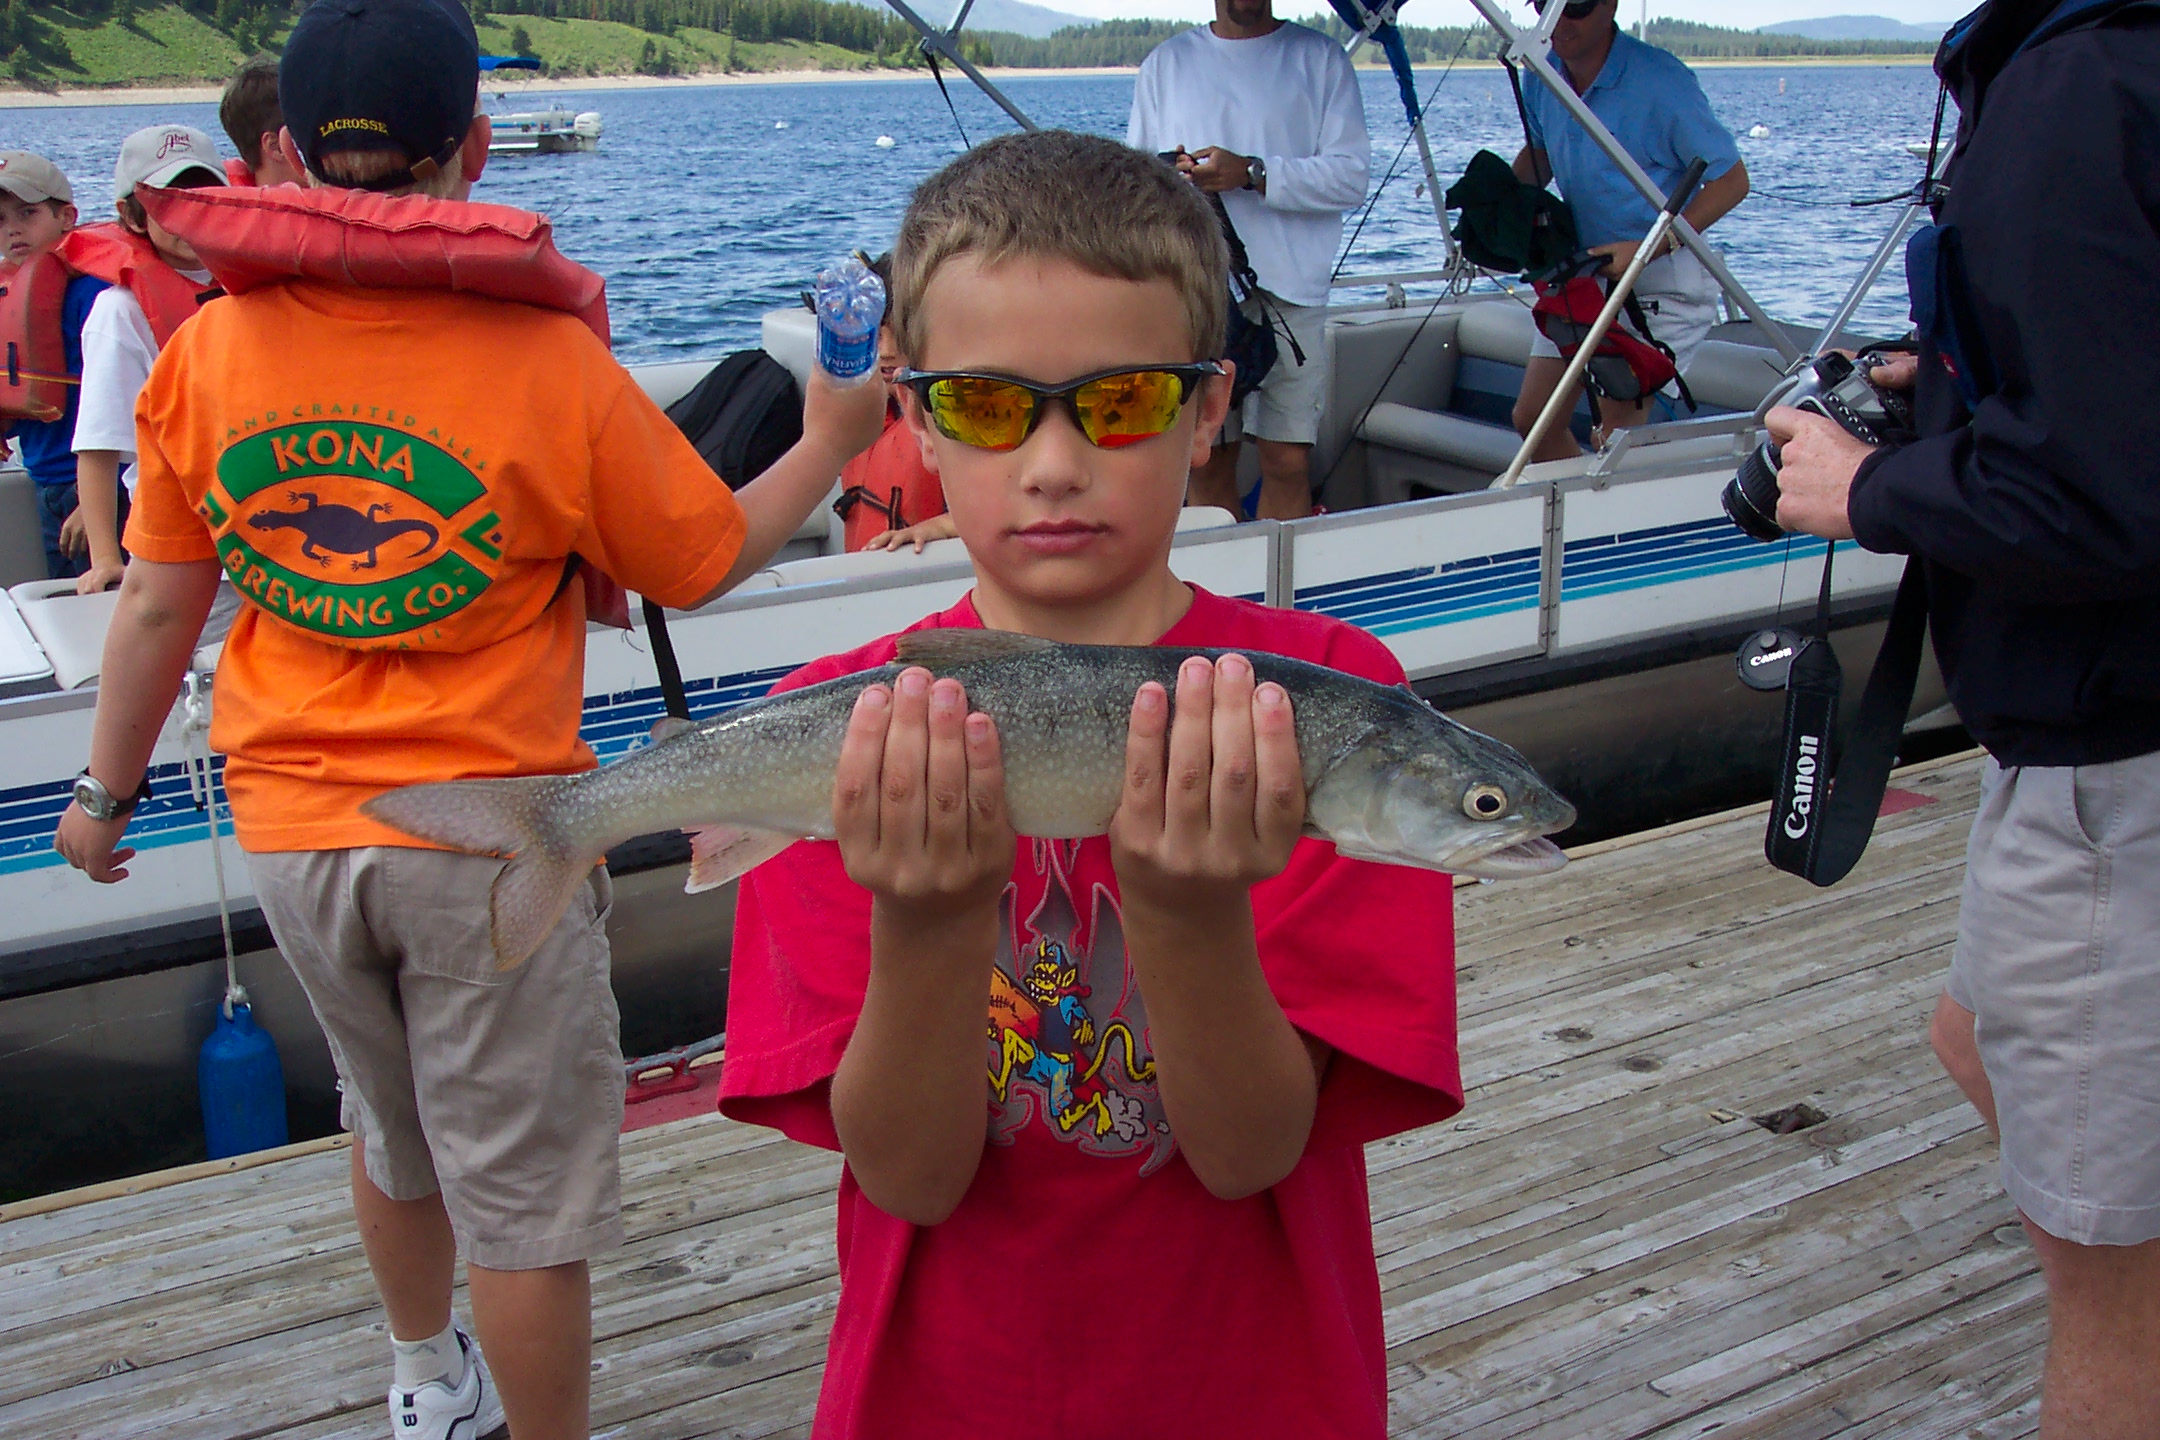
[
  {"xmin": 321, "ymin": 129, "xmax": 1563, "ymax": 1432},
  {"xmin": 716, "ymin": 131, "xmax": 1483, "ymax": 1437}
]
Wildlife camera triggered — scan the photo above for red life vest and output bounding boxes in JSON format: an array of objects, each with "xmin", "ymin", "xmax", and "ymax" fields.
[
  {"xmin": 135, "ymin": 182, "xmax": 610, "ymax": 346},
  {"xmin": 0, "ymin": 251, "xmax": 76, "ymax": 423},
  {"xmin": 838, "ymin": 409, "xmax": 946, "ymax": 552},
  {"xmin": 1531, "ymin": 257, "xmax": 1695, "ymax": 413},
  {"xmin": 0, "ymin": 224, "xmax": 216, "ymax": 421}
]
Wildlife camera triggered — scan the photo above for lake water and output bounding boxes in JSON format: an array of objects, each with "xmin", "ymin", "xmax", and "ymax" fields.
[{"xmin": 5, "ymin": 61, "xmax": 1942, "ymax": 365}]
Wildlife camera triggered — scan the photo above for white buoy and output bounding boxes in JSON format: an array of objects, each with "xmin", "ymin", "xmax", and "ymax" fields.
[
  {"xmin": 1778, "ymin": 76, "xmax": 1787, "ymax": 95},
  {"xmin": 1746, "ymin": 123, "xmax": 1770, "ymax": 139},
  {"xmin": 775, "ymin": 120, "xmax": 790, "ymax": 129},
  {"xmin": 875, "ymin": 135, "xmax": 896, "ymax": 149}
]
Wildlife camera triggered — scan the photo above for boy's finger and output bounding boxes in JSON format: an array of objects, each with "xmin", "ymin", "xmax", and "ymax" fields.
[
  {"xmin": 922, "ymin": 678, "xmax": 971, "ymax": 862},
  {"xmin": 1120, "ymin": 681, "xmax": 1170, "ymax": 837},
  {"xmin": 1208, "ymin": 655, "xmax": 1259, "ymax": 842},
  {"xmin": 1251, "ymin": 681, "xmax": 1306, "ymax": 853},
  {"xmin": 1164, "ymin": 656, "xmax": 1215, "ymax": 839},
  {"xmin": 832, "ymin": 684, "xmax": 892, "ymax": 849},
  {"xmin": 963, "ymin": 711, "xmax": 1008, "ymax": 851},
  {"xmin": 881, "ymin": 668, "xmax": 933, "ymax": 852}
]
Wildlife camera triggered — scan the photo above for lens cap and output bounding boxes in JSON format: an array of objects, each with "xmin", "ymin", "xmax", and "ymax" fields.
[{"xmin": 1737, "ymin": 627, "xmax": 1809, "ymax": 691}]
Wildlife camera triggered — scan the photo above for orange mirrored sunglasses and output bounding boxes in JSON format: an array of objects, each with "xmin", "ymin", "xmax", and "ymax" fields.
[{"xmin": 896, "ymin": 363, "xmax": 1224, "ymax": 452}]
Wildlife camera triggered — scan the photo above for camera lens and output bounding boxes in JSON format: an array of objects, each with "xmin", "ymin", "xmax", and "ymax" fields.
[{"xmin": 1722, "ymin": 442, "xmax": 1788, "ymax": 543}]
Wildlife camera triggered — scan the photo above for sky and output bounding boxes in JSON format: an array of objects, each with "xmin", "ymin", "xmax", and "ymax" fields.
[{"xmin": 1044, "ymin": 0, "xmax": 1965, "ymax": 27}]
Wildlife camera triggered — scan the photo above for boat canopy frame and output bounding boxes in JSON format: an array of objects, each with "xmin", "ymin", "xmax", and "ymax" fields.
[{"xmin": 870, "ymin": 0, "xmax": 1948, "ymax": 368}]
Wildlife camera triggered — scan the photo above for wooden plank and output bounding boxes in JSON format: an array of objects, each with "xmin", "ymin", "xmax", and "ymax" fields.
[{"xmin": 0, "ymin": 757, "xmax": 2040, "ymax": 1440}]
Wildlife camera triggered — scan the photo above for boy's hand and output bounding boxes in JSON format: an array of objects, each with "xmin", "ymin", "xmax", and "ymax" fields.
[
  {"xmin": 54, "ymin": 802, "xmax": 136, "ymax": 883},
  {"xmin": 802, "ymin": 365, "xmax": 891, "ymax": 473},
  {"xmin": 1110, "ymin": 654, "xmax": 1304, "ymax": 916},
  {"xmin": 862, "ymin": 513, "xmax": 959, "ymax": 554},
  {"xmin": 833, "ymin": 667, "xmax": 1013, "ymax": 924},
  {"xmin": 76, "ymin": 558, "xmax": 124, "ymax": 595},
  {"xmin": 58, "ymin": 507, "xmax": 86, "ymax": 557}
]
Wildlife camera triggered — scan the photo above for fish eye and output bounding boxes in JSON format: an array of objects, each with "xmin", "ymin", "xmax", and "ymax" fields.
[{"xmin": 1463, "ymin": 783, "xmax": 1509, "ymax": 820}]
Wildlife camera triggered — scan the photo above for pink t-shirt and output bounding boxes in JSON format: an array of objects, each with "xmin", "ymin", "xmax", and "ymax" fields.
[{"xmin": 720, "ymin": 587, "xmax": 1463, "ymax": 1439}]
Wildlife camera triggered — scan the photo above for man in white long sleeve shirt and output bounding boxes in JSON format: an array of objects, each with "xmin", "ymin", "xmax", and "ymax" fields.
[{"xmin": 1128, "ymin": 0, "xmax": 1368, "ymax": 520}]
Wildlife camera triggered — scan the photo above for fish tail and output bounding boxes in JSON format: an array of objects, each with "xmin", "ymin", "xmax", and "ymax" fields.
[{"xmin": 361, "ymin": 776, "xmax": 593, "ymax": 971}]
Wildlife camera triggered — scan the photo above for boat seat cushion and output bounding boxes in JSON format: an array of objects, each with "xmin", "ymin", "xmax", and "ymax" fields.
[
  {"xmin": 9, "ymin": 580, "xmax": 118, "ymax": 690},
  {"xmin": 1356, "ymin": 403, "xmax": 1523, "ymax": 474},
  {"xmin": 0, "ymin": 588, "xmax": 54, "ymax": 692},
  {"xmin": 1681, "ymin": 339, "xmax": 1789, "ymax": 413},
  {"xmin": 1456, "ymin": 301, "xmax": 1539, "ymax": 366}
]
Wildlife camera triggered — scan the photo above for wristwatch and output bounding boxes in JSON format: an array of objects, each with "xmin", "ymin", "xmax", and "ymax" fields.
[
  {"xmin": 1244, "ymin": 156, "xmax": 1267, "ymax": 194},
  {"xmin": 73, "ymin": 770, "xmax": 150, "ymax": 823}
]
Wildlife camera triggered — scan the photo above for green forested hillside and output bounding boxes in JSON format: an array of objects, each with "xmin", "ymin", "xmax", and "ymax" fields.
[{"xmin": 0, "ymin": 0, "xmax": 1933, "ymax": 92}]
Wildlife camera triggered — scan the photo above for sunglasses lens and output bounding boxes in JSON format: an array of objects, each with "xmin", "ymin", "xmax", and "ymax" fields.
[
  {"xmin": 1072, "ymin": 370, "xmax": 1188, "ymax": 448},
  {"xmin": 924, "ymin": 376, "xmax": 1036, "ymax": 451}
]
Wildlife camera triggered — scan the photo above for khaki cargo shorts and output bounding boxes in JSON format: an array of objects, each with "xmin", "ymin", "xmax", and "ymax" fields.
[
  {"xmin": 1946, "ymin": 751, "xmax": 2160, "ymax": 1247},
  {"xmin": 1221, "ymin": 291, "xmax": 1330, "ymax": 447},
  {"xmin": 248, "ymin": 846, "xmax": 626, "ymax": 1270}
]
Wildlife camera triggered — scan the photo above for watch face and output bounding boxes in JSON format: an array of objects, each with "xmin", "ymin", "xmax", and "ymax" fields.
[{"xmin": 73, "ymin": 777, "xmax": 107, "ymax": 819}]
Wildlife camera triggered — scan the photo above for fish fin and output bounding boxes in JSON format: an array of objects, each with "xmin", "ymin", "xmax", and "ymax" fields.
[
  {"xmin": 683, "ymin": 824, "xmax": 800, "ymax": 893},
  {"xmin": 361, "ymin": 776, "xmax": 593, "ymax": 971},
  {"xmin": 650, "ymin": 715, "xmax": 697, "ymax": 744},
  {"xmin": 893, "ymin": 629, "xmax": 1057, "ymax": 670}
]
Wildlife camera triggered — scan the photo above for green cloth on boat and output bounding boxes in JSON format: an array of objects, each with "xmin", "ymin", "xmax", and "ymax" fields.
[{"xmin": 1446, "ymin": 149, "xmax": 1578, "ymax": 280}]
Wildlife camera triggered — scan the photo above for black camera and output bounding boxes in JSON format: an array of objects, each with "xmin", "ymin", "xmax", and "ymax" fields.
[{"xmin": 1722, "ymin": 351, "xmax": 1912, "ymax": 543}]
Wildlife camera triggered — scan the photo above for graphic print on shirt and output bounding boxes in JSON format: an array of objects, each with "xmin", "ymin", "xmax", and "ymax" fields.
[
  {"xmin": 985, "ymin": 839, "xmax": 1176, "ymax": 1175},
  {"xmin": 197, "ymin": 409, "xmax": 503, "ymax": 647}
]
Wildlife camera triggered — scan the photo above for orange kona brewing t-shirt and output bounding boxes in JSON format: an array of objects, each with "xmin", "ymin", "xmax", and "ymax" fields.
[{"xmin": 124, "ymin": 281, "xmax": 747, "ymax": 853}]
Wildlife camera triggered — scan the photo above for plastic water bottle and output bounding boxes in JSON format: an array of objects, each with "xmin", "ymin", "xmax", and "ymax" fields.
[
  {"xmin": 199, "ymin": 1001, "xmax": 288, "ymax": 1159},
  {"xmin": 813, "ymin": 255, "xmax": 886, "ymax": 385}
]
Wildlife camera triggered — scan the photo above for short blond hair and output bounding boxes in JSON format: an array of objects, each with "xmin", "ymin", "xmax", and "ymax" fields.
[
  {"xmin": 312, "ymin": 146, "xmax": 466, "ymax": 200},
  {"xmin": 891, "ymin": 130, "xmax": 1228, "ymax": 363}
]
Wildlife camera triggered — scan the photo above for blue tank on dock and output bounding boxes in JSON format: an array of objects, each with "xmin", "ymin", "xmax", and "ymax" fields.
[{"xmin": 199, "ymin": 1002, "xmax": 288, "ymax": 1159}]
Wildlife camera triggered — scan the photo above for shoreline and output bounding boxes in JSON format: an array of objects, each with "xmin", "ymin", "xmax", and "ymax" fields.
[{"xmin": 0, "ymin": 52, "xmax": 1931, "ymax": 109}]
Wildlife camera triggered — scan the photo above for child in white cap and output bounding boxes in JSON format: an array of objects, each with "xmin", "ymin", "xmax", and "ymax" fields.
[{"xmin": 65, "ymin": 124, "xmax": 225, "ymax": 594}]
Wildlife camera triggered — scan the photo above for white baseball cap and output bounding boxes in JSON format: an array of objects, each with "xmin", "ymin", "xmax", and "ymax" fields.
[
  {"xmin": 0, "ymin": 151, "xmax": 73, "ymax": 205},
  {"xmin": 114, "ymin": 125, "xmax": 225, "ymax": 198}
]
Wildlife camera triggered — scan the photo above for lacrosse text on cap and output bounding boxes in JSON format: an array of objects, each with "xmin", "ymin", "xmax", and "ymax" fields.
[
  {"xmin": 278, "ymin": 0, "xmax": 482, "ymax": 193},
  {"xmin": 114, "ymin": 126, "xmax": 226, "ymax": 198},
  {"xmin": 0, "ymin": 152, "xmax": 73, "ymax": 206}
]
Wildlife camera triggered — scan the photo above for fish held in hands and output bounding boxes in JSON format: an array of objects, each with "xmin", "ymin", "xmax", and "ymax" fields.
[{"xmin": 361, "ymin": 630, "xmax": 1577, "ymax": 968}]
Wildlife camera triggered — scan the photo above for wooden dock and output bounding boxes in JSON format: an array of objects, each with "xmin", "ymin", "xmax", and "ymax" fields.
[{"xmin": 0, "ymin": 753, "xmax": 2043, "ymax": 1438}]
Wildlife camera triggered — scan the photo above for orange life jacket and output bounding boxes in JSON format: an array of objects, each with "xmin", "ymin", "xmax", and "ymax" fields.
[
  {"xmin": 136, "ymin": 182, "xmax": 611, "ymax": 346},
  {"xmin": 135, "ymin": 182, "xmax": 631, "ymax": 624},
  {"xmin": 0, "ymin": 251, "xmax": 76, "ymax": 423},
  {"xmin": 0, "ymin": 224, "xmax": 216, "ymax": 422},
  {"xmin": 838, "ymin": 409, "xmax": 946, "ymax": 552}
]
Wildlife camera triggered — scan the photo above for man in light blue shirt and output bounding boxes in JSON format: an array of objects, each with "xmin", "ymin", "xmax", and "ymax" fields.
[{"xmin": 1509, "ymin": 0, "xmax": 1749, "ymax": 462}]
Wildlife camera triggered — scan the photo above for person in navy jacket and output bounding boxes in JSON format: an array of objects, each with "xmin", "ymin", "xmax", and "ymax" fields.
[{"xmin": 1770, "ymin": 1, "xmax": 2160, "ymax": 1428}]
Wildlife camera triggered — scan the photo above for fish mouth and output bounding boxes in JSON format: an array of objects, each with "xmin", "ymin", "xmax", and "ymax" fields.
[{"xmin": 1452, "ymin": 834, "xmax": 1568, "ymax": 878}]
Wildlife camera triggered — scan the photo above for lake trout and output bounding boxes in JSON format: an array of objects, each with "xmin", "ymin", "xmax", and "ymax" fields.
[{"xmin": 362, "ymin": 629, "xmax": 1577, "ymax": 968}]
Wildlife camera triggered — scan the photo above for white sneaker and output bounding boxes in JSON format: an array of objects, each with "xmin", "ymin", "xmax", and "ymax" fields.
[{"xmin": 387, "ymin": 1328, "xmax": 508, "ymax": 1440}]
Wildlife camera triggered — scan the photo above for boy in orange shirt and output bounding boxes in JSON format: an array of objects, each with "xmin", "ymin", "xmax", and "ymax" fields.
[{"xmin": 52, "ymin": 5, "xmax": 883, "ymax": 1439}]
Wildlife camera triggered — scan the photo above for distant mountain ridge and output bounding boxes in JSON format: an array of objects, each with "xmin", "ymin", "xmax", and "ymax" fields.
[
  {"xmin": 1758, "ymin": 15, "xmax": 1952, "ymax": 41},
  {"xmin": 828, "ymin": 0, "xmax": 1098, "ymax": 39}
]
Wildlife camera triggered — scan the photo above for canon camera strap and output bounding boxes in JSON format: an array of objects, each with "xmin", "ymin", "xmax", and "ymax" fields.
[{"xmin": 1766, "ymin": 550, "xmax": 1929, "ymax": 884}]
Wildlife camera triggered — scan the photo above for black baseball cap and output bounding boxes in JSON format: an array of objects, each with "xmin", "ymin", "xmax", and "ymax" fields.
[{"xmin": 279, "ymin": 0, "xmax": 480, "ymax": 191}]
